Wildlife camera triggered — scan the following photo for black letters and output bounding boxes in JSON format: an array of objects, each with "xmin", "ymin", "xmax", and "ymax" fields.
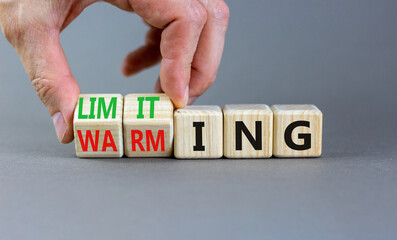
[
  {"xmin": 235, "ymin": 121, "xmax": 262, "ymax": 150},
  {"xmin": 193, "ymin": 122, "xmax": 205, "ymax": 151},
  {"xmin": 284, "ymin": 121, "xmax": 311, "ymax": 150}
]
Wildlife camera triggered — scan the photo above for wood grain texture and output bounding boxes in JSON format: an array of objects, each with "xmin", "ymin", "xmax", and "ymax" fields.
[
  {"xmin": 123, "ymin": 94, "xmax": 174, "ymax": 157},
  {"xmin": 73, "ymin": 94, "xmax": 124, "ymax": 158},
  {"xmin": 271, "ymin": 105, "xmax": 322, "ymax": 157},
  {"xmin": 223, "ymin": 104, "xmax": 273, "ymax": 158},
  {"xmin": 174, "ymin": 106, "xmax": 223, "ymax": 159}
]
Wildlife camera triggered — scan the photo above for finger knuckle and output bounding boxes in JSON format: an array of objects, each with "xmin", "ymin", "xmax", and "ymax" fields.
[
  {"xmin": 31, "ymin": 77, "xmax": 56, "ymax": 106},
  {"xmin": 1, "ymin": 20, "xmax": 19, "ymax": 43},
  {"xmin": 212, "ymin": 1, "xmax": 230, "ymax": 24},
  {"xmin": 2, "ymin": 17, "xmax": 33, "ymax": 47},
  {"xmin": 186, "ymin": 2, "xmax": 208, "ymax": 27},
  {"xmin": 0, "ymin": 4, "xmax": 55, "ymax": 47}
]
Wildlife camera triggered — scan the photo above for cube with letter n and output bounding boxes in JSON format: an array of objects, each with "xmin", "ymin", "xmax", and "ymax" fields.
[{"xmin": 223, "ymin": 104, "xmax": 273, "ymax": 158}]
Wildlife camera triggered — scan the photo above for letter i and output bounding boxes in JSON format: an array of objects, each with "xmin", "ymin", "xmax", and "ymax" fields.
[
  {"xmin": 137, "ymin": 97, "xmax": 145, "ymax": 119},
  {"xmin": 89, "ymin": 97, "xmax": 96, "ymax": 119}
]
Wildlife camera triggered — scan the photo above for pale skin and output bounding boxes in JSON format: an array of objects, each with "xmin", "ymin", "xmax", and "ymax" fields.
[{"xmin": 0, "ymin": 0, "xmax": 229, "ymax": 143}]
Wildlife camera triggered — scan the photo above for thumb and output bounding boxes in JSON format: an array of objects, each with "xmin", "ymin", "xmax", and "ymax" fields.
[{"xmin": 18, "ymin": 32, "xmax": 80, "ymax": 143}]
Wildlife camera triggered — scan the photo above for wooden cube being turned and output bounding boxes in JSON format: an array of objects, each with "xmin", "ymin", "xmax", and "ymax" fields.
[
  {"xmin": 123, "ymin": 94, "xmax": 174, "ymax": 157},
  {"xmin": 223, "ymin": 104, "xmax": 273, "ymax": 158},
  {"xmin": 174, "ymin": 106, "xmax": 223, "ymax": 159},
  {"xmin": 73, "ymin": 94, "xmax": 124, "ymax": 158},
  {"xmin": 271, "ymin": 105, "xmax": 323, "ymax": 157}
]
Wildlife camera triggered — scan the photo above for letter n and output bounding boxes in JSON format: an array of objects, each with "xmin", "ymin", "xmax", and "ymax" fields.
[{"xmin": 235, "ymin": 121, "xmax": 262, "ymax": 150}]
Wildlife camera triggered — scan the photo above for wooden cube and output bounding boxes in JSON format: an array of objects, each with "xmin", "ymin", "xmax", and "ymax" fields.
[
  {"xmin": 223, "ymin": 104, "xmax": 273, "ymax": 158},
  {"xmin": 123, "ymin": 94, "xmax": 174, "ymax": 157},
  {"xmin": 73, "ymin": 94, "xmax": 124, "ymax": 158},
  {"xmin": 174, "ymin": 106, "xmax": 223, "ymax": 159},
  {"xmin": 271, "ymin": 105, "xmax": 323, "ymax": 157}
]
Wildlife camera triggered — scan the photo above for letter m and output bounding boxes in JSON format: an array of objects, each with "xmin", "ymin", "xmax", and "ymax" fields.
[
  {"xmin": 146, "ymin": 130, "xmax": 165, "ymax": 152},
  {"xmin": 98, "ymin": 97, "xmax": 117, "ymax": 119}
]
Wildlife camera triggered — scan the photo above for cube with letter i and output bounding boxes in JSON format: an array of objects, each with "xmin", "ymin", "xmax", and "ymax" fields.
[
  {"xmin": 271, "ymin": 105, "xmax": 323, "ymax": 157},
  {"xmin": 174, "ymin": 106, "xmax": 223, "ymax": 159},
  {"xmin": 123, "ymin": 94, "xmax": 174, "ymax": 157},
  {"xmin": 223, "ymin": 104, "xmax": 273, "ymax": 158},
  {"xmin": 73, "ymin": 94, "xmax": 124, "ymax": 158}
]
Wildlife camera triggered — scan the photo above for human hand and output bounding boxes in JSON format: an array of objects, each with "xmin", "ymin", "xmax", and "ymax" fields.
[{"xmin": 0, "ymin": 0, "xmax": 229, "ymax": 143}]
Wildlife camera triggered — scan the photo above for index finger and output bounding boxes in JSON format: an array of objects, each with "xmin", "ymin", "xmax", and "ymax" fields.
[{"xmin": 130, "ymin": 0, "xmax": 207, "ymax": 108}]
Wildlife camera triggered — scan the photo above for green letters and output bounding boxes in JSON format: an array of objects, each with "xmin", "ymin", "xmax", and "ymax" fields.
[
  {"xmin": 78, "ymin": 97, "xmax": 118, "ymax": 120},
  {"xmin": 137, "ymin": 96, "xmax": 160, "ymax": 119},
  {"xmin": 89, "ymin": 97, "xmax": 96, "ymax": 119},
  {"xmin": 137, "ymin": 97, "xmax": 145, "ymax": 119},
  {"xmin": 98, "ymin": 97, "xmax": 117, "ymax": 119},
  {"xmin": 78, "ymin": 97, "xmax": 88, "ymax": 119},
  {"xmin": 146, "ymin": 97, "xmax": 160, "ymax": 119}
]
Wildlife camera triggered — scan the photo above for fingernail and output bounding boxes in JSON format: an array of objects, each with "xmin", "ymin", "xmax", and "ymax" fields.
[
  {"xmin": 184, "ymin": 86, "xmax": 190, "ymax": 106},
  {"xmin": 188, "ymin": 97, "xmax": 197, "ymax": 105},
  {"xmin": 52, "ymin": 112, "xmax": 68, "ymax": 143}
]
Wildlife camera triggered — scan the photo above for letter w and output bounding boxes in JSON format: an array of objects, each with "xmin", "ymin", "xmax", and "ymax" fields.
[{"xmin": 77, "ymin": 130, "xmax": 99, "ymax": 152}]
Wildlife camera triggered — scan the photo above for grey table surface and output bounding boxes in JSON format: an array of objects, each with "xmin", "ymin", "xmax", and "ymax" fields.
[{"xmin": 1, "ymin": 1, "xmax": 397, "ymax": 239}]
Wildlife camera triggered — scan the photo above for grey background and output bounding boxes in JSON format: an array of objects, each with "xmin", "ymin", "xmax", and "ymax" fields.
[{"xmin": 1, "ymin": 0, "xmax": 397, "ymax": 239}]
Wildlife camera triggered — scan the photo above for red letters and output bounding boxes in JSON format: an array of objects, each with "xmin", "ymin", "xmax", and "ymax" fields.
[
  {"xmin": 131, "ymin": 130, "xmax": 165, "ymax": 152},
  {"xmin": 102, "ymin": 130, "xmax": 118, "ymax": 152},
  {"xmin": 77, "ymin": 130, "xmax": 117, "ymax": 152},
  {"xmin": 77, "ymin": 130, "xmax": 99, "ymax": 152},
  {"xmin": 131, "ymin": 130, "xmax": 145, "ymax": 151},
  {"xmin": 146, "ymin": 130, "xmax": 165, "ymax": 152},
  {"xmin": 77, "ymin": 129, "xmax": 165, "ymax": 153}
]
